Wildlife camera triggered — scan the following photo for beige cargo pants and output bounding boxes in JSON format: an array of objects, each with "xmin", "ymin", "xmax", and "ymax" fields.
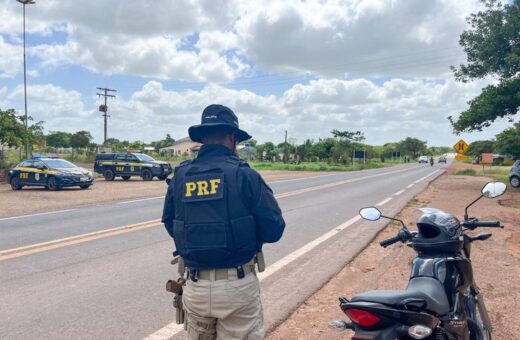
[{"xmin": 182, "ymin": 269, "xmax": 264, "ymax": 340}]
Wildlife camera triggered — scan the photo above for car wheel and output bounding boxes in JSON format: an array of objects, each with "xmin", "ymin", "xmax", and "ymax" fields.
[
  {"xmin": 157, "ymin": 174, "xmax": 166, "ymax": 181},
  {"xmin": 103, "ymin": 169, "xmax": 115, "ymax": 181},
  {"xmin": 46, "ymin": 176, "xmax": 60, "ymax": 191},
  {"xmin": 141, "ymin": 169, "xmax": 153, "ymax": 181},
  {"xmin": 511, "ymin": 176, "xmax": 520, "ymax": 188},
  {"xmin": 79, "ymin": 184, "xmax": 91, "ymax": 189},
  {"xmin": 10, "ymin": 177, "xmax": 23, "ymax": 190},
  {"xmin": 121, "ymin": 175, "xmax": 131, "ymax": 181}
]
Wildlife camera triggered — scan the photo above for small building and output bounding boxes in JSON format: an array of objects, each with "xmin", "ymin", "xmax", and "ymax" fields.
[{"xmin": 160, "ymin": 137, "xmax": 201, "ymax": 157}]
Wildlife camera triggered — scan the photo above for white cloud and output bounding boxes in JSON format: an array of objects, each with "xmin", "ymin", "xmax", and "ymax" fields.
[
  {"xmin": 0, "ymin": 0, "xmax": 485, "ymax": 81},
  {"xmin": 1, "ymin": 0, "xmax": 246, "ymax": 81},
  {"xmin": 0, "ymin": 0, "xmax": 509, "ymax": 147},
  {"xmin": 3, "ymin": 77, "xmax": 511, "ymax": 145},
  {"xmin": 7, "ymin": 84, "xmax": 96, "ymax": 133},
  {"xmin": 236, "ymin": 0, "xmax": 482, "ymax": 78},
  {"xmin": 0, "ymin": 36, "xmax": 22, "ymax": 78}
]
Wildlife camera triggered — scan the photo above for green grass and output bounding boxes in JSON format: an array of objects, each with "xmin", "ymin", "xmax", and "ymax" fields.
[
  {"xmin": 454, "ymin": 169, "xmax": 478, "ymax": 176},
  {"xmin": 454, "ymin": 166, "xmax": 511, "ymax": 183},
  {"xmin": 248, "ymin": 160, "xmax": 394, "ymax": 172},
  {"xmin": 0, "ymin": 150, "xmax": 22, "ymax": 169}
]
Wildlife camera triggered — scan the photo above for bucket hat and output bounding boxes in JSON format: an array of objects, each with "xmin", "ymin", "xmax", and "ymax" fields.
[{"xmin": 188, "ymin": 104, "xmax": 252, "ymax": 143}]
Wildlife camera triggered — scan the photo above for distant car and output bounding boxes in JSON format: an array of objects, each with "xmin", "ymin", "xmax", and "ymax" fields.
[
  {"xmin": 510, "ymin": 160, "xmax": 520, "ymax": 188},
  {"xmin": 8, "ymin": 157, "xmax": 94, "ymax": 191},
  {"xmin": 94, "ymin": 152, "xmax": 172, "ymax": 181},
  {"xmin": 418, "ymin": 155, "xmax": 428, "ymax": 163},
  {"xmin": 438, "ymin": 156, "xmax": 447, "ymax": 163}
]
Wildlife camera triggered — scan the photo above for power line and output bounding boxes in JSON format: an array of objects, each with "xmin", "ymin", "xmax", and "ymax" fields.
[{"xmin": 96, "ymin": 87, "xmax": 117, "ymax": 145}]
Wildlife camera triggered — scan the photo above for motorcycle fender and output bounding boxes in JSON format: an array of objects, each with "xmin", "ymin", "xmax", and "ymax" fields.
[{"xmin": 353, "ymin": 326, "xmax": 402, "ymax": 340}]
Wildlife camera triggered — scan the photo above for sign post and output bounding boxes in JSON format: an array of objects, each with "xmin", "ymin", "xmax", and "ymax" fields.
[{"xmin": 453, "ymin": 139, "xmax": 469, "ymax": 162}]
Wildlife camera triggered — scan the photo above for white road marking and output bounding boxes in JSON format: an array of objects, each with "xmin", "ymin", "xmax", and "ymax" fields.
[
  {"xmin": 406, "ymin": 183, "xmax": 414, "ymax": 189},
  {"xmin": 143, "ymin": 215, "xmax": 362, "ymax": 340},
  {"xmin": 0, "ymin": 209, "xmax": 77, "ymax": 222},
  {"xmin": 414, "ymin": 170, "xmax": 440, "ymax": 184},
  {"xmin": 117, "ymin": 196, "xmax": 164, "ymax": 204},
  {"xmin": 393, "ymin": 189, "xmax": 405, "ymax": 196},
  {"xmin": 268, "ymin": 173, "xmax": 337, "ymax": 184},
  {"xmin": 376, "ymin": 197, "xmax": 393, "ymax": 207}
]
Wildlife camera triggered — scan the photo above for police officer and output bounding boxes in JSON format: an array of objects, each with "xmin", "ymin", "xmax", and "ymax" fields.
[{"xmin": 162, "ymin": 104, "xmax": 285, "ymax": 340}]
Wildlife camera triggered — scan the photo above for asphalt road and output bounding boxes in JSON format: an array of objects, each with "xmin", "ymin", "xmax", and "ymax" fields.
[{"xmin": 0, "ymin": 161, "xmax": 448, "ymax": 339}]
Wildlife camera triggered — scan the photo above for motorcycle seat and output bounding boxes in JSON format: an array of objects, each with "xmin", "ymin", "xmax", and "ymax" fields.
[{"xmin": 350, "ymin": 277, "xmax": 450, "ymax": 316}]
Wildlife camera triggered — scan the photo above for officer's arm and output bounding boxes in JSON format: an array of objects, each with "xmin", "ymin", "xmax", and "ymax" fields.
[
  {"xmin": 242, "ymin": 167, "xmax": 285, "ymax": 243},
  {"xmin": 161, "ymin": 181, "xmax": 175, "ymax": 239}
]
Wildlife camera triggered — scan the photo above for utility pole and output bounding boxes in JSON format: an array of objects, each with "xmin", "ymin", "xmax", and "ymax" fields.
[
  {"xmin": 284, "ymin": 130, "xmax": 288, "ymax": 163},
  {"xmin": 96, "ymin": 87, "xmax": 116, "ymax": 145},
  {"xmin": 17, "ymin": 0, "xmax": 35, "ymax": 158}
]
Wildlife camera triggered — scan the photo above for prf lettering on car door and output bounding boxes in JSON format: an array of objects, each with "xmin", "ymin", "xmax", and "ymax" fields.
[{"xmin": 182, "ymin": 174, "xmax": 224, "ymax": 202}]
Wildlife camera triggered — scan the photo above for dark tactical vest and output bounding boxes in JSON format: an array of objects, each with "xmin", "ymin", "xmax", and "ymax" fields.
[{"xmin": 172, "ymin": 156, "xmax": 258, "ymax": 269}]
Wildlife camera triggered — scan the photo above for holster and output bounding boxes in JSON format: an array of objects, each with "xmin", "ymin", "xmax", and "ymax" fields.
[
  {"xmin": 173, "ymin": 292, "xmax": 185, "ymax": 325},
  {"xmin": 255, "ymin": 251, "xmax": 266, "ymax": 272},
  {"xmin": 167, "ymin": 256, "xmax": 187, "ymax": 325}
]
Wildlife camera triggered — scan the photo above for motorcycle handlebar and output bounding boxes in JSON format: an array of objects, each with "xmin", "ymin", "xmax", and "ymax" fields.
[
  {"xmin": 473, "ymin": 220, "xmax": 502, "ymax": 228},
  {"xmin": 380, "ymin": 235, "xmax": 402, "ymax": 248},
  {"xmin": 463, "ymin": 220, "xmax": 502, "ymax": 229}
]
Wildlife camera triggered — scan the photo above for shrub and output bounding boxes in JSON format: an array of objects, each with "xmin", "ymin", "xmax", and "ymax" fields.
[{"xmin": 455, "ymin": 169, "xmax": 477, "ymax": 176}]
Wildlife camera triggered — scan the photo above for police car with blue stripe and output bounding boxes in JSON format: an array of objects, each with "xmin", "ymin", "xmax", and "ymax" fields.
[{"xmin": 8, "ymin": 155, "xmax": 94, "ymax": 191}]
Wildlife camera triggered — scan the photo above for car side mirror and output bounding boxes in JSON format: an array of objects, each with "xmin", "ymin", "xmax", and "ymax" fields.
[
  {"xmin": 481, "ymin": 182, "xmax": 507, "ymax": 198},
  {"xmin": 359, "ymin": 207, "xmax": 382, "ymax": 221}
]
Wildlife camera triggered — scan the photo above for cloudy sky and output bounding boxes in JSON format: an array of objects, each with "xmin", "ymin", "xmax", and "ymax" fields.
[{"xmin": 0, "ymin": 0, "xmax": 514, "ymax": 146}]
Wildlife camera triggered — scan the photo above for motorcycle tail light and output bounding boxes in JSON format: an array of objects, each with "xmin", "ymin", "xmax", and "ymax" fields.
[
  {"xmin": 344, "ymin": 308, "xmax": 381, "ymax": 327},
  {"xmin": 408, "ymin": 324, "xmax": 432, "ymax": 339}
]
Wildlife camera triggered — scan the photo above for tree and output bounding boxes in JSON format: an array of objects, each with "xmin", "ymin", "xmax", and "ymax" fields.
[
  {"xmin": 467, "ymin": 140, "xmax": 496, "ymax": 157},
  {"xmin": 128, "ymin": 140, "xmax": 144, "ymax": 150},
  {"xmin": 296, "ymin": 139, "xmax": 314, "ymax": 161},
  {"xmin": 151, "ymin": 135, "xmax": 176, "ymax": 152},
  {"xmin": 450, "ymin": 0, "xmax": 520, "ymax": 133},
  {"xmin": 398, "ymin": 137, "xmax": 427, "ymax": 158},
  {"xmin": 495, "ymin": 122, "xmax": 520, "ymax": 159},
  {"xmin": 46, "ymin": 131, "xmax": 71, "ymax": 148},
  {"xmin": 331, "ymin": 129, "xmax": 365, "ymax": 142},
  {"xmin": 0, "ymin": 108, "xmax": 44, "ymax": 153},
  {"xmin": 70, "ymin": 131, "xmax": 93, "ymax": 148},
  {"xmin": 0, "ymin": 108, "xmax": 26, "ymax": 147},
  {"xmin": 165, "ymin": 134, "xmax": 174, "ymax": 144}
]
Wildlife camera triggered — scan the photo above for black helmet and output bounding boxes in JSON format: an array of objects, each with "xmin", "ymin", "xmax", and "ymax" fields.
[
  {"xmin": 412, "ymin": 208, "xmax": 463, "ymax": 254},
  {"xmin": 188, "ymin": 104, "xmax": 252, "ymax": 143}
]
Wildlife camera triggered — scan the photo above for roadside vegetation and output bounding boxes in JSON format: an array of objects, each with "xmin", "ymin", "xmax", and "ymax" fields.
[
  {"xmin": 1, "ymin": 111, "xmax": 452, "ymax": 173},
  {"xmin": 454, "ymin": 166, "xmax": 511, "ymax": 183}
]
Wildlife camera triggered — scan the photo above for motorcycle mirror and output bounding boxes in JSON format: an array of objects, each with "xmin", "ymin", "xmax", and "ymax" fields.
[
  {"xmin": 359, "ymin": 207, "xmax": 382, "ymax": 221},
  {"xmin": 481, "ymin": 182, "xmax": 507, "ymax": 199}
]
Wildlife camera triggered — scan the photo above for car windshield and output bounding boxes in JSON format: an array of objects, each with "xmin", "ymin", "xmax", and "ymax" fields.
[
  {"xmin": 134, "ymin": 153, "xmax": 155, "ymax": 162},
  {"xmin": 43, "ymin": 159, "xmax": 77, "ymax": 169}
]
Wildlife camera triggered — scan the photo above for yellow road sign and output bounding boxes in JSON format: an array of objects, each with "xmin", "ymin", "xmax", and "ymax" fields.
[
  {"xmin": 455, "ymin": 154, "xmax": 469, "ymax": 161},
  {"xmin": 453, "ymin": 139, "xmax": 469, "ymax": 154}
]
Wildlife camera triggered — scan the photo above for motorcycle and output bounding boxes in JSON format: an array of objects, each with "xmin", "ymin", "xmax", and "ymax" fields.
[
  {"xmin": 430, "ymin": 158, "xmax": 434, "ymax": 166},
  {"xmin": 330, "ymin": 181, "xmax": 507, "ymax": 339}
]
